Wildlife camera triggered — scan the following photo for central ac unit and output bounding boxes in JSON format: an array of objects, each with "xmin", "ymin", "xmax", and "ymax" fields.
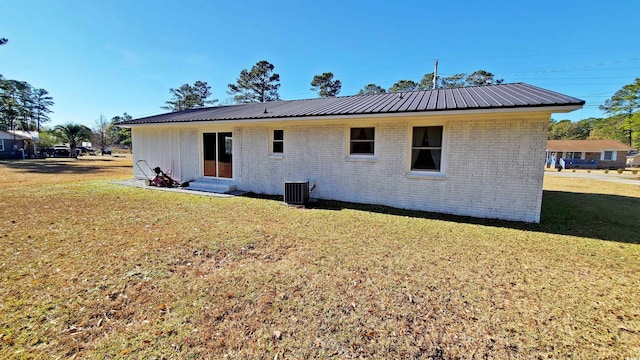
[{"xmin": 284, "ymin": 181, "xmax": 309, "ymax": 205}]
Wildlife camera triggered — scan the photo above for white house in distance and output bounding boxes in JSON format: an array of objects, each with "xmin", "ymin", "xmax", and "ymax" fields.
[{"xmin": 118, "ymin": 83, "xmax": 584, "ymax": 223}]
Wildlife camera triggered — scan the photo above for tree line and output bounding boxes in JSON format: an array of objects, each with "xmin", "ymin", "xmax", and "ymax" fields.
[
  {"xmin": 0, "ymin": 75, "xmax": 54, "ymax": 131},
  {"xmin": 162, "ymin": 60, "xmax": 505, "ymax": 112},
  {"xmin": 162, "ymin": 60, "xmax": 638, "ymax": 149},
  {"xmin": 549, "ymin": 78, "xmax": 639, "ymax": 148},
  {"xmin": 360, "ymin": 70, "xmax": 503, "ymax": 95},
  {"xmin": 31, "ymin": 113, "xmax": 132, "ymax": 153},
  {"xmin": 3, "ymin": 35, "xmax": 637, "ymax": 152}
]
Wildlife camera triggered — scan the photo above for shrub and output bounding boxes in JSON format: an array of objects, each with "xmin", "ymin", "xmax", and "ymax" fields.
[
  {"xmin": 604, "ymin": 169, "xmax": 609, "ymax": 174},
  {"xmin": 616, "ymin": 168, "xmax": 624, "ymax": 174},
  {"xmin": 587, "ymin": 170, "xmax": 591, "ymax": 173},
  {"xmin": 633, "ymin": 169, "xmax": 638, "ymax": 175},
  {"xmin": 572, "ymin": 169, "xmax": 576, "ymax": 172}
]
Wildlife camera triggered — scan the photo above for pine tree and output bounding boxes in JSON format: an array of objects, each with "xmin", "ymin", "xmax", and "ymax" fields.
[{"xmin": 227, "ymin": 60, "xmax": 281, "ymax": 103}]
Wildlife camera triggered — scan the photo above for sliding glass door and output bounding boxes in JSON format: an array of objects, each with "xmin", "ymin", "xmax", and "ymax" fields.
[{"xmin": 203, "ymin": 132, "xmax": 232, "ymax": 178}]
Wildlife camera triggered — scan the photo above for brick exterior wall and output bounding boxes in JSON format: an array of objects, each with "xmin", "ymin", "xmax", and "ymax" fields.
[
  {"xmin": 233, "ymin": 114, "xmax": 547, "ymax": 222},
  {"xmin": 0, "ymin": 138, "xmax": 25, "ymax": 159},
  {"xmin": 131, "ymin": 113, "xmax": 549, "ymax": 223},
  {"xmin": 600, "ymin": 151, "xmax": 628, "ymax": 169}
]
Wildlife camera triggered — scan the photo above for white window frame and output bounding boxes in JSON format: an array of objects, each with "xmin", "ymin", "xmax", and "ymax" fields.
[
  {"xmin": 407, "ymin": 124, "xmax": 446, "ymax": 177},
  {"xmin": 269, "ymin": 129, "xmax": 284, "ymax": 158},
  {"xmin": 346, "ymin": 125, "xmax": 377, "ymax": 161},
  {"xmin": 601, "ymin": 150, "xmax": 616, "ymax": 161}
]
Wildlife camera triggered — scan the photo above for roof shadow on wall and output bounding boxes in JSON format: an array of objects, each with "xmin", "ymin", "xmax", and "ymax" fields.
[{"xmin": 242, "ymin": 191, "xmax": 640, "ymax": 245}]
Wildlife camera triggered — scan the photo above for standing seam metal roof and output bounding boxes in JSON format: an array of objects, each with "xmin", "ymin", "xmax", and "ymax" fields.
[{"xmin": 119, "ymin": 83, "xmax": 584, "ymax": 125}]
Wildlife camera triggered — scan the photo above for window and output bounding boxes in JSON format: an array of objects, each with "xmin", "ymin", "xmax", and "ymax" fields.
[
  {"xmin": 603, "ymin": 151, "xmax": 616, "ymax": 161},
  {"xmin": 272, "ymin": 130, "xmax": 283, "ymax": 154},
  {"xmin": 0, "ymin": 139, "xmax": 4, "ymax": 152},
  {"xmin": 411, "ymin": 126, "xmax": 443, "ymax": 171},
  {"xmin": 565, "ymin": 152, "xmax": 582, "ymax": 160},
  {"xmin": 350, "ymin": 127, "xmax": 375, "ymax": 155}
]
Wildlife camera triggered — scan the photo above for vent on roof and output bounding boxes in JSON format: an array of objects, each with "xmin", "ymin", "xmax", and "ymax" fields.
[{"xmin": 284, "ymin": 181, "xmax": 309, "ymax": 206}]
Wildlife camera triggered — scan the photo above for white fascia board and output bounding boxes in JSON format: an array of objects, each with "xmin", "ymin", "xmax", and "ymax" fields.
[{"xmin": 118, "ymin": 104, "xmax": 583, "ymax": 128}]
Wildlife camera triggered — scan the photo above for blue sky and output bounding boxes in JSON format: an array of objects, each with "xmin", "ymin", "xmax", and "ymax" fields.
[{"xmin": 1, "ymin": 0, "xmax": 639, "ymax": 128}]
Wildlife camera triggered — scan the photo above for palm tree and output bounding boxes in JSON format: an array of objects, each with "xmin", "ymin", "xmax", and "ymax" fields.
[{"xmin": 54, "ymin": 123, "xmax": 92, "ymax": 150}]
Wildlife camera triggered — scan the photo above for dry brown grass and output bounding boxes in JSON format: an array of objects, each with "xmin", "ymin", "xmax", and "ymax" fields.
[
  {"xmin": 1, "ymin": 159, "xmax": 639, "ymax": 359},
  {"xmin": 0, "ymin": 157, "xmax": 132, "ymax": 189}
]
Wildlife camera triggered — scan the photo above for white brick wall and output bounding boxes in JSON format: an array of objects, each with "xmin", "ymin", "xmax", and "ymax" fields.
[
  {"xmin": 131, "ymin": 113, "xmax": 549, "ymax": 222},
  {"xmin": 180, "ymin": 128, "xmax": 199, "ymax": 181},
  {"xmin": 232, "ymin": 114, "xmax": 548, "ymax": 223}
]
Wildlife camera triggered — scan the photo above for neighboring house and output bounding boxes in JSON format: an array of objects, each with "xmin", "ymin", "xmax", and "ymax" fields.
[
  {"xmin": 118, "ymin": 83, "xmax": 584, "ymax": 223},
  {"xmin": 0, "ymin": 130, "xmax": 39, "ymax": 159},
  {"xmin": 546, "ymin": 139, "xmax": 634, "ymax": 169}
]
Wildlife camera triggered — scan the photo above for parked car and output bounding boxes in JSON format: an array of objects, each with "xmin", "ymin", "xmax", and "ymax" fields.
[
  {"xmin": 627, "ymin": 153, "xmax": 640, "ymax": 168},
  {"xmin": 76, "ymin": 146, "xmax": 97, "ymax": 156},
  {"xmin": 51, "ymin": 145, "xmax": 77, "ymax": 158},
  {"xmin": 101, "ymin": 148, "xmax": 112, "ymax": 155},
  {"xmin": 38, "ymin": 148, "xmax": 55, "ymax": 158}
]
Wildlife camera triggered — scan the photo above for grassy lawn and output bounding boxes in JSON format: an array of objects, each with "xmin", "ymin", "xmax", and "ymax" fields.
[{"xmin": 1, "ymin": 158, "xmax": 639, "ymax": 359}]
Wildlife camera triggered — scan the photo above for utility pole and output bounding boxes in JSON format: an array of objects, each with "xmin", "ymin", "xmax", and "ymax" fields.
[{"xmin": 433, "ymin": 59, "xmax": 439, "ymax": 90}]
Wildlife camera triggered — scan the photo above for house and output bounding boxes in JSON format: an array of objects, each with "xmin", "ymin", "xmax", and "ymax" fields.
[
  {"xmin": 0, "ymin": 130, "xmax": 39, "ymax": 159},
  {"xmin": 546, "ymin": 139, "xmax": 634, "ymax": 169},
  {"xmin": 118, "ymin": 83, "xmax": 584, "ymax": 223}
]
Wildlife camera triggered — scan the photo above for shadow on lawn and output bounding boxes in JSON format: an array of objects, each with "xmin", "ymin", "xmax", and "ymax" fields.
[
  {"xmin": 244, "ymin": 191, "xmax": 640, "ymax": 245},
  {"xmin": 0, "ymin": 158, "xmax": 130, "ymax": 174}
]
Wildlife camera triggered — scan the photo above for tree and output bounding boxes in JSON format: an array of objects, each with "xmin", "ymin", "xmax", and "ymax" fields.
[
  {"xmin": 548, "ymin": 118, "xmax": 595, "ymax": 140},
  {"xmin": 418, "ymin": 73, "xmax": 435, "ymax": 90},
  {"xmin": 0, "ymin": 77, "xmax": 26, "ymax": 130},
  {"xmin": 600, "ymin": 78, "xmax": 640, "ymax": 146},
  {"xmin": 227, "ymin": 60, "xmax": 281, "ymax": 103},
  {"xmin": 587, "ymin": 117, "xmax": 620, "ymax": 140},
  {"xmin": 383, "ymin": 69, "xmax": 503, "ymax": 92},
  {"xmin": 32, "ymin": 88, "xmax": 53, "ymax": 131},
  {"xmin": 54, "ymin": 123, "xmax": 92, "ymax": 150},
  {"xmin": 440, "ymin": 73, "xmax": 466, "ymax": 88},
  {"xmin": 37, "ymin": 130, "xmax": 58, "ymax": 148},
  {"xmin": 163, "ymin": 81, "xmax": 217, "ymax": 112},
  {"xmin": 0, "ymin": 38, "xmax": 7, "ymax": 46},
  {"xmin": 389, "ymin": 80, "xmax": 418, "ymax": 92},
  {"xmin": 548, "ymin": 119, "xmax": 572, "ymax": 140},
  {"xmin": 358, "ymin": 84, "xmax": 386, "ymax": 95},
  {"xmin": 93, "ymin": 115, "xmax": 112, "ymax": 150},
  {"xmin": 108, "ymin": 113, "xmax": 132, "ymax": 149},
  {"xmin": 465, "ymin": 70, "xmax": 504, "ymax": 86},
  {"xmin": 0, "ymin": 75, "xmax": 54, "ymax": 131},
  {"xmin": 310, "ymin": 72, "xmax": 342, "ymax": 97},
  {"xmin": 16, "ymin": 81, "xmax": 34, "ymax": 130}
]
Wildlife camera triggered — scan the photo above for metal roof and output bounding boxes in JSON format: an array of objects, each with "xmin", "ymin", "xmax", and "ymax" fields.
[
  {"xmin": 119, "ymin": 83, "xmax": 584, "ymax": 126},
  {"xmin": 546, "ymin": 140, "xmax": 634, "ymax": 152}
]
